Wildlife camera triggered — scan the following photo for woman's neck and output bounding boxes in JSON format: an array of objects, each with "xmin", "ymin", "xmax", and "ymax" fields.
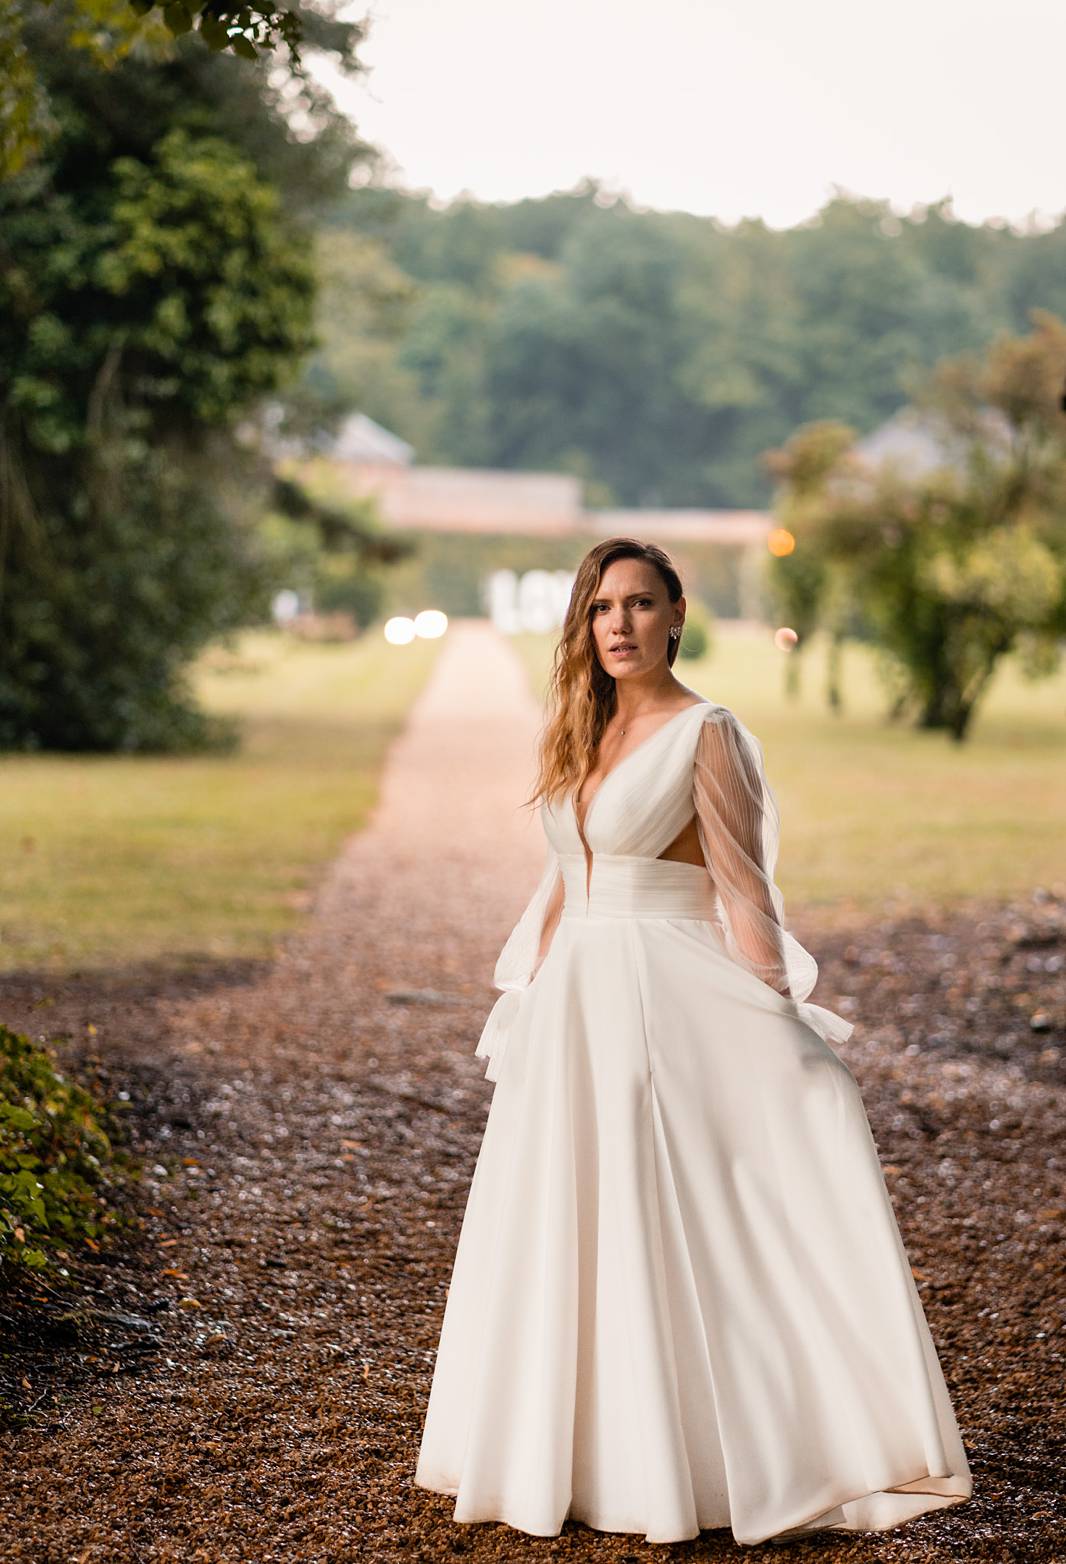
[{"xmin": 612, "ymin": 674, "xmax": 689, "ymax": 723}]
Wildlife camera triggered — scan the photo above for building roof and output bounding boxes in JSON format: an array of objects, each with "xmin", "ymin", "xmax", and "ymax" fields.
[
  {"xmin": 331, "ymin": 412, "xmax": 415, "ymax": 466},
  {"xmin": 854, "ymin": 405, "xmax": 1013, "ymax": 477}
]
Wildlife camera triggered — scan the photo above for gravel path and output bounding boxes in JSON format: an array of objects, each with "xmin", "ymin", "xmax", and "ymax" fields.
[{"xmin": 1, "ymin": 619, "xmax": 1062, "ymax": 1564}]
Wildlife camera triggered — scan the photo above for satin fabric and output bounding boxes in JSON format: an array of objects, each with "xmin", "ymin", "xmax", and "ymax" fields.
[{"xmin": 414, "ymin": 699, "xmax": 972, "ymax": 1545}]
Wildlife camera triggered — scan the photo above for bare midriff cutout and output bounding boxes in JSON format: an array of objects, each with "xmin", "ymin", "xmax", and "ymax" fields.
[{"xmin": 654, "ymin": 812, "xmax": 705, "ymax": 869}]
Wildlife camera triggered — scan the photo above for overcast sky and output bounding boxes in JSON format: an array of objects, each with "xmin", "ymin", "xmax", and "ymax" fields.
[{"xmin": 312, "ymin": 0, "xmax": 1065, "ymax": 230}]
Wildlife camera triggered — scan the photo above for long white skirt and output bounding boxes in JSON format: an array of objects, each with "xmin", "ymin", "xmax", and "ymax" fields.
[{"xmin": 414, "ymin": 860, "xmax": 973, "ymax": 1546}]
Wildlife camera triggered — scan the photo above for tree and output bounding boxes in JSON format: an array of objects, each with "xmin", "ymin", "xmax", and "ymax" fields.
[
  {"xmin": 307, "ymin": 183, "xmax": 1066, "ymax": 510},
  {"xmin": 1, "ymin": 127, "xmax": 316, "ymax": 749},
  {"xmin": 1, "ymin": 0, "xmax": 366, "ymax": 178},
  {"xmin": 0, "ymin": 9, "xmax": 371, "ymax": 750},
  {"xmin": 764, "ymin": 312, "xmax": 1066, "ymax": 740},
  {"xmin": 761, "ymin": 422, "xmax": 854, "ymax": 702}
]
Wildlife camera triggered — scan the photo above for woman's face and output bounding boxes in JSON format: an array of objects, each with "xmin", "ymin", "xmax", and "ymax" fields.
[{"xmin": 589, "ymin": 558, "xmax": 684, "ymax": 679}]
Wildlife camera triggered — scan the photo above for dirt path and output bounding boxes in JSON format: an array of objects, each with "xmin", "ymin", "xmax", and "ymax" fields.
[{"xmin": 1, "ymin": 620, "xmax": 1062, "ymax": 1563}]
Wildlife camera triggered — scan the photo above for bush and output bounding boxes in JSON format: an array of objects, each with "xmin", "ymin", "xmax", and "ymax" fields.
[{"xmin": 0, "ymin": 1024, "xmax": 124, "ymax": 1274}]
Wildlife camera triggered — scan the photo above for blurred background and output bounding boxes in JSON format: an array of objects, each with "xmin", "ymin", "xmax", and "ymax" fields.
[{"xmin": 1, "ymin": 0, "xmax": 1063, "ymax": 975}]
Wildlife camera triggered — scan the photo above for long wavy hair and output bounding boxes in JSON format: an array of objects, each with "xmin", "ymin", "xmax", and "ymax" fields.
[{"xmin": 524, "ymin": 537, "xmax": 684, "ymax": 811}]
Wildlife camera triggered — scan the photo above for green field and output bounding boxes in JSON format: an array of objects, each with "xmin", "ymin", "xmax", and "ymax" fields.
[
  {"xmin": 2, "ymin": 620, "xmax": 1062, "ymax": 977},
  {"xmin": 512, "ymin": 626, "xmax": 1066, "ymax": 918},
  {"xmin": 0, "ymin": 630, "xmax": 441, "ymax": 973}
]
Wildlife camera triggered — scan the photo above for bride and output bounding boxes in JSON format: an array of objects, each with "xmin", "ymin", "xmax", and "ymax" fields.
[{"xmin": 414, "ymin": 537, "xmax": 973, "ymax": 1546}]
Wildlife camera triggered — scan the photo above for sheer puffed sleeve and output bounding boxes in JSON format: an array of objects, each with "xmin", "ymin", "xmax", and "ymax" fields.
[
  {"xmin": 693, "ymin": 707, "xmax": 854, "ymax": 1046},
  {"xmin": 474, "ymin": 810, "xmax": 563, "ymax": 1082}
]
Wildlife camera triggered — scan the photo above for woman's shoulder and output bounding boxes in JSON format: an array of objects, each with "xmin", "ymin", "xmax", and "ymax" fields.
[
  {"xmin": 687, "ymin": 693, "xmax": 738, "ymax": 728},
  {"xmin": 690, "ymin": 699, "xmax": 763, "ymax": 758}
]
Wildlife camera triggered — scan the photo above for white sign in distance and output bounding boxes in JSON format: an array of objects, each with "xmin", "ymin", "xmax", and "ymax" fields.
[{"xmin": 486, "ymin": 568, "xmax": 576, "ymax": 634}]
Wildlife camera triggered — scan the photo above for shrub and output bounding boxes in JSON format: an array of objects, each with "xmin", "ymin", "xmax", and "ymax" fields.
[{"xmin": 0, "ymin": 1024, "xmax": 124, "ymax": 1275}]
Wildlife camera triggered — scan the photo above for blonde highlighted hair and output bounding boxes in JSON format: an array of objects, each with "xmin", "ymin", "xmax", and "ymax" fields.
[{"xmin": 524, "ymin": 537, "xmax": 684, "ymax": 811}]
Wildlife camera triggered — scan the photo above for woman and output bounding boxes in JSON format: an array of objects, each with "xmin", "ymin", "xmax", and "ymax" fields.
[{"xmin": 415, "ymin": 538, "xmax": 973, "ymax": 1547}]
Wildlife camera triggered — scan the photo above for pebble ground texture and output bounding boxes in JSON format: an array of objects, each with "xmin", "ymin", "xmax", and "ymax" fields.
[{"xmin": 1, "ymin": 619, "xmax": 1063, "ymax": 1564}]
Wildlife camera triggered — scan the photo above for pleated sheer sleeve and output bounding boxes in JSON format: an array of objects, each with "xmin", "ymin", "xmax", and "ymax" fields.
[{"xmin": 692, "ymin": 707, "xmax": 821, "ymax": 1007}]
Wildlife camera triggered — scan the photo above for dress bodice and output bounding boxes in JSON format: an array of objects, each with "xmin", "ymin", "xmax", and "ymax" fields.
[
  {"xmin": 485, "ymin": 693, "xmax": 853, "ymax": 1051},
  {"xmin": 543, "ymin": 700, "xmax": 711, "ymax": 863}
]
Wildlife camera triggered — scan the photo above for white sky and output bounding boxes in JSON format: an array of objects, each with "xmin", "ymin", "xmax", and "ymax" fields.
[{"xmin": 311, "ymin": 0, "xmax": 1066, "ymax": 231}]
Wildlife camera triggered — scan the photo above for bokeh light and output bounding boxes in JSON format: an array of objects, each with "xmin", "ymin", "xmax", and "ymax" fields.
[
  {"xmin": 414, "ymin": 609, "xmax": 449, "ymax": 639},
  {"xmin": 767, "ymin": 527, "xmax": 796, "ymax": 558},
  {"xmin": 384, "ymin": 616, "xmax": 417, "ymax": 645},
  {"xmin": 774, "ymin": 626, "xmax": 799, "ymax": 652}
]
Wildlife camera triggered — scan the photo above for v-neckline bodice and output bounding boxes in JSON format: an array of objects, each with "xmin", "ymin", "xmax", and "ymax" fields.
[{"xmin": 572, "ymin": 698, "xmax": 710, "ymax": 841}]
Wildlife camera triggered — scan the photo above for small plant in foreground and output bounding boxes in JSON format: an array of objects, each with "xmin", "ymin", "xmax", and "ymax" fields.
[{"xmin": 0, "ymin": 1024, "xmax": 128, "ymax": 1276}]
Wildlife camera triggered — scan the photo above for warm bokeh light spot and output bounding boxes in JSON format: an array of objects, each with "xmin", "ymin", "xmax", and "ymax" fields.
[
  {"xmin": 767, "ymin": 527, "xmax": 796, "ymax": 557},
  {"xmin": 774, "ymin": 626, "xmax": 799, "ymax": 652}
]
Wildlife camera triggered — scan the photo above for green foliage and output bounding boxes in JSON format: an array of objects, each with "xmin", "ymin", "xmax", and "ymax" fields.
[
  {"xmin": 3, "ymin": 126, "xmax": 315, "ymax": 454},
  {"xmin": 1, "ymin": 0, "xmax": 159, "ymax": 178},
  {"xmin": 101, "ymin": 129, "xmax": 315, "ymax": 421},
  {"xmin": 0, "ymin": 1023, "xmax": 121, "ymax": 1274},
  {"xmin": 764, "ymin": 313, "xmax": 1066, "ymax": 739},
  {"xmin": 2, "ymin": 3, "xmax": 368, "ymax": 178},
  {"xmin": 0, "ymin": 12, "xmax": 370, "ymax": 752},
  {"xmin": 307, "ymin": 184, "xmax": 1066, "ymax": 510},
  {"xmin": 259, "ymin": 472, "xmax": 415, "ymax": 627},
  {"xmin": 141, "ymin": 0, "xmax": 319, "ymax": 67},
  {"xmin": 283, "ymin": 228, "xmax": 424, "ymax": 450},
  {"xmin": 0, "ymin": 117, "xmax": 315, "ymax": 749},
  {"xmin": 0, "ymin": 438, "xmax": 271, "ymax": 751}
]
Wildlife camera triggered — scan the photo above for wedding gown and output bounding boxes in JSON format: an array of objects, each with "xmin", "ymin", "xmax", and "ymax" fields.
[{"xmin": 414, "ymin": 696, "xmax": 973, "ymax": 1545}]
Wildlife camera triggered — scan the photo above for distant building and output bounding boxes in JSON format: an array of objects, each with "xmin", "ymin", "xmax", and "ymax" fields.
[
  {"xmin": 854, "ymin": 406, "xmax": 1013, "ymax": 478},
  {"xmin": 331, "ymin": 412, "xmax": 415, "ymax": 467},
  {"xmin": 323, "ymin": 414, "xmax": 772, "ymax": 545},
  {"xmin": 339, "ymin": 463, "xmax": 585, "ymax": 535},
  {"xmin": 586, "ymin": 508, "xmax": 772, "ymax": 546}
]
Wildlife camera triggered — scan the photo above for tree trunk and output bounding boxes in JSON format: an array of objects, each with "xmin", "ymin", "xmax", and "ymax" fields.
[{"xmin": 826, "ymin": 632, "xmax": 844, "ymax": 713}]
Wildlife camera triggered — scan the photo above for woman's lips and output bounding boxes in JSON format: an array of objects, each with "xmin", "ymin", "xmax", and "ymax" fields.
[{"xmin": 610, "ymin": 644, "xmax": 638, "ymax": 657}]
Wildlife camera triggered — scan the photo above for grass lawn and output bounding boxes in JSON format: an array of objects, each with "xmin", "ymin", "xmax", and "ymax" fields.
[
  {"xmin": 0, "ymin": 629, "xmax": 441, "ymax": 973},
  {"xmin": 511, "ymin": 625, "xmax": 1066, "ymax": 917}
]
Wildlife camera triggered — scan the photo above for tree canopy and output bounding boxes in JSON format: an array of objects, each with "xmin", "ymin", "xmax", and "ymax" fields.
[
  {"xmin": 1, "ymin": 0, "xmax": 367, "ymax": 177},
  {"xmin": 765, "ymin": 311, "xmax": 1066, "ymax": 739},
  {"xmin": 304, "ymin": 182, "xmax": 1066, "ymax": 509},
  {"xmin": 0, "ymin": 4, "xmax": 373, "ymax": 750}
]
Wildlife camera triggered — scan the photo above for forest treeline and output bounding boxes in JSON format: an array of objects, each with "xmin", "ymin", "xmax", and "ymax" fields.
[{"xmin": 300, "ymin": 180, "xmax": 1066, "ymax": 508}]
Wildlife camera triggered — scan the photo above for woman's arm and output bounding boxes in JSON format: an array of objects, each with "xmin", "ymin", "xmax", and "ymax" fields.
[
  {"xmin": 532, "ymin": 871, "xmax": 565, "ymax": 977},
  {"xmin": 692, "ymin": 710, "xmax": 793, "ymax": 997},
  {"xmin": 492, "ymin": 831, "xmax": 563, "ymax": 992},
  {"xmin": 689, "ymin": 708, "xmax": 857, "ymax": 1049}
]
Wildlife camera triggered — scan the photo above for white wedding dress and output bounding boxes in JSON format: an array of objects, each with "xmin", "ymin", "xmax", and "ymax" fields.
[{"xmin": 414, "ymin": 697, "xmax": 973, "ymax": 1546}]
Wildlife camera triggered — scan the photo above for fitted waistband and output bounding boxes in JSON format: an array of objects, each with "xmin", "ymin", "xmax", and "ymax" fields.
[{"xmin": 559, "ymin": 853, "xmax": 718, "ymax": 920}]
